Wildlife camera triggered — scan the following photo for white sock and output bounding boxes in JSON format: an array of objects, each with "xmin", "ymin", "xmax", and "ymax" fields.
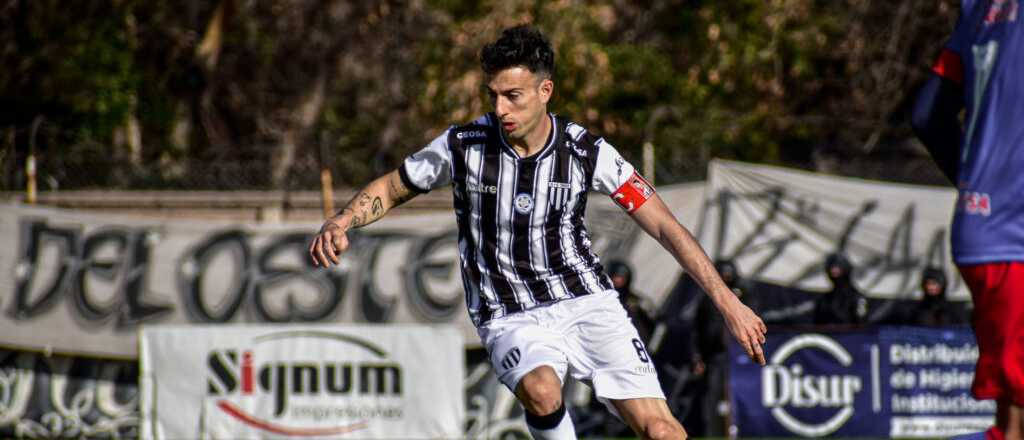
[{"xmin": 526, "ymin": 404, "xmax": 577, "ymax": 440}]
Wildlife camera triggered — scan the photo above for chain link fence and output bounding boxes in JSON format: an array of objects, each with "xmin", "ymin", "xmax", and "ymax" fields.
[{"xmin": 0, "ymin": 123, "xmax": 945, "ymax": 194}]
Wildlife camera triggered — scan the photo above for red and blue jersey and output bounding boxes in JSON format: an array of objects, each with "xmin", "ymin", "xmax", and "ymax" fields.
[{"xmin": 932, "ymin": 0, "xmax": 1024, "ymax": 264}]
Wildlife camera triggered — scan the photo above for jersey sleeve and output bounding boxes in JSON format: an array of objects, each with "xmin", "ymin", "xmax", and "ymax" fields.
[
  {"xmin": 932, "ymin": 0, "xmax": 977, "ymax": 83},
  {"xmin": 399, "ymin": 129, "xmax": 453, "ymax": 193},
  {"xmin": 590, "ymin": 139, "xmax": 655, "ymax": 214}
]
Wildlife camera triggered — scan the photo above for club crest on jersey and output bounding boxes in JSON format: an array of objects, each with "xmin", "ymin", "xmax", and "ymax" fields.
[
  {"xmin": 985, "ymin": 0, "xmax": 1018, "ymax": 25},
  {"xmin": 548, "ymin": 182, "xmax": 572, "ymax": 211},
  {"xmin": 514, "ymin": 193, "xmax": 534, "ymax": 214}
]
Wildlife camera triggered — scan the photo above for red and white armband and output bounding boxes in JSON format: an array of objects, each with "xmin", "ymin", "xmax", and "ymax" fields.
[{"xmin": 611, "ymin": 171, "xmax": 655, "ymax": 214}]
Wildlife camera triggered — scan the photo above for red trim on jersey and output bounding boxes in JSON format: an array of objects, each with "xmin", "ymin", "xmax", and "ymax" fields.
[
  {"xmin": 931, "ymin": 48, "xmax": 964, "ymax": 83},
  {"xmin": 611, "ymin": 171, "xmax": 655, "ymax": 214}
]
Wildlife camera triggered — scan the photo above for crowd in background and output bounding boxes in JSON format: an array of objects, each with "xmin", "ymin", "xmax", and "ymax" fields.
[{"xmin": 573, "ymin": 257, "xmax": 969, "ymax": 437}]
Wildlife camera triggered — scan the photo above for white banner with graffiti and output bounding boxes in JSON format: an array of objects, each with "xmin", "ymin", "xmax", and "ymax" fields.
[
  {"xmin": 699, "ymin": 160, "xmax": 967, "ymax": 299},
  {"xmin": 139, "ymin": 324, "xmax": 463, "ymax": 440},
  {"xmin": 0, "ymin": 183, "xmax": 703, "ymax": 358},
  {"xmin": 0, "ymin": 350, "xmax": 139, "ymax": 439}
]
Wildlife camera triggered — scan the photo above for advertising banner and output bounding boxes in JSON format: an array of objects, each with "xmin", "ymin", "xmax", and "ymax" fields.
[
  {"xmin": 139, "ymin": 324, "xmax": 464, "ymax": 440},
  {"xmin": 729, "ymin": 326, "xmax": 994, "ymax": 438},
  {"xmin": 882, "ymin": 327, "xmax": 994, "ymax": 437},
  {"xmin": 0, "ymin": 183, "xmax": 702, "ymax": 357},
  {"xmin": 700, "ymin": 160, "xmax": 967, "ymax": 300},
  {"xmin": 0, "ymin": 350, "xmax": 138, "ymax": 439},
  {"xmin": 0, "ymin": 346, "xmax": 541, "ymax": 440}
]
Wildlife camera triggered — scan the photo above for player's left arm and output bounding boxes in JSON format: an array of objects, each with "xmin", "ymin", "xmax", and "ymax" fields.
[
  {"xmin": 629, "ymin": 192, "xmax": 767, "ymax": 365},
  {"xmin": 588, "ymin": 135, "xmax": 764, "ymax": 363},
  {"xmin": 911, "ymin": 73, "xmax": 964, "ymax": 185},
  {"xmin": 911, "ymin": 22, "xmax": 967, "ymax": 185}
]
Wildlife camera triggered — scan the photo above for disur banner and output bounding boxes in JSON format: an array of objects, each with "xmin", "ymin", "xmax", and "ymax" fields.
[
  {"xmin": 698, "ymin": 160, "xmax": 967, "ymax": 299},
  {"xmin": 139, "ymin": 324, "xmax": 464, "ymax": 440},
  {"xmin": 0, "ymin": 184, "xmax": 703, "ymax": 357},
  {"xmin": 729, "ymin": 327, "xmax": 993, "ymax": 438}
]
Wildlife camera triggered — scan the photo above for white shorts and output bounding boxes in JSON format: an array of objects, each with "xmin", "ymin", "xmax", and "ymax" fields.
[{"xmin": 477, "ymin": 290, "xmax": 665, "ymax": 417}]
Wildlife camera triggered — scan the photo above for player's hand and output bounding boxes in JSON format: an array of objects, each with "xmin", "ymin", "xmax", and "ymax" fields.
[
  {"xmin": 722, "ymin": 298, "xmax": 768, "ymax": 366},
  {"xmin": 309, "ymin": 221, "xmax": 348, "ymax": 267}
]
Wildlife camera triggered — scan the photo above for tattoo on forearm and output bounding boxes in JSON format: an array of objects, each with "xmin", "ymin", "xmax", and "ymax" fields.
[
  {"xmin": 371, "ymin": 197, "xmax": 383, "ymax": 217},
  {"xmin": 336, "ymin": 176, "xmax": 412, "ymax": 230}
]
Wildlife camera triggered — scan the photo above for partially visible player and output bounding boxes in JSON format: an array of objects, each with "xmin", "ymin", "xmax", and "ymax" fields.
[
  {"xmin": 911, "ymin": 1, "xmax": 1024, "ymax": 439},
  {"xmin": 310, "ymin": 25, "xmax": 766, "ymax": 440}
]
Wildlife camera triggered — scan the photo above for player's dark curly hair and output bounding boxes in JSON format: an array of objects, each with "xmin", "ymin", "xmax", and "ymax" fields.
[{"xmin": 480, "ymin": 25, "xmax": 555, "ymax": 78}]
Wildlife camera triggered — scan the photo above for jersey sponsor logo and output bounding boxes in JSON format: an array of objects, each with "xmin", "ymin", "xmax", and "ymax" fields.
[
  {"xmin": 958, "ymin": 191, "xmax": 992, "ymax": 216},
  {"xmin": 634, "ymin": 365, "xmax": 657, "ymax": 375},
  {"xmin": 762, "ymin": 334, "xmax": 863, "ymax": 437},
  {"xmin": 514, "ymin": 193, "xmax": 534, "ymax": 214},
  {"xmin": 611, "ymin": 172, "xmax": 655, "ymax": 214},
  {"xmin": 567, "ymin": 140, "xmax": 587, "ymax": 157},
  {"xmin": 985, "ymin": 0, "xmax": 1018, "ymax": 25},
  {"xmin": 500, "ymin": 347, "xmax": 521, "ymax": 370},
  {"xmin": 456, "ymin": 130, "xmax": 487, "ymax": 140},
  {"xmin": 466, "ymin": 182, "xmax": 498, "ymax": 194}
]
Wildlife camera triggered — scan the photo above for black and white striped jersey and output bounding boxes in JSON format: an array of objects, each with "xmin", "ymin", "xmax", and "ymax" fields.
[{"xmin": 399, "ymin": 112, "xmax": 654, "ymax": 326}]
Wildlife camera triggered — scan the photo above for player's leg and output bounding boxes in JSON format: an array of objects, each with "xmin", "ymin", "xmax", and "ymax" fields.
[
  {"xmin": 558, "ymin": 290, "xmax": 678, "ymax": 438},
  {"xmin": 611, "ymin": 397, "xmax": 686, "ymax": 440},
  {"xmin": 515, "ymin": 365, "xmax": 577, "ymax": 439},
  {"xmin": 477, "ymin": 313, "xmax": 576, "ymax": 440},
  {"xmin": 1000, "ymin": 298, "xmax": 1024, "ymax": 440},
  {"xmin": 996, "ymin": 398, "xmax": 1024, "ymax": 440},
  {"xmin": 959, "ymin": 262, "xmax": 1024, "ymax": 440}
]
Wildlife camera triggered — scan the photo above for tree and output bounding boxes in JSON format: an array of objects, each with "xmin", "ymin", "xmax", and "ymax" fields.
[{"xmin": 0, "ymin": 0, "xmax": 963, "ymax": 190}]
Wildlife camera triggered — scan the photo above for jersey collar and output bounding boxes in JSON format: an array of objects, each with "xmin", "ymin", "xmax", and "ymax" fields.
[{"xmin": 492, "ymin": 113, "xmax": 558, "ymax": 162}]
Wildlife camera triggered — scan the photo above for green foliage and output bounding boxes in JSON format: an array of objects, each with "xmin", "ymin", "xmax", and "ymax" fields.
[
  {"xmin": 1, "ymin": 0, "xmax": 960, "ymax": 189},
  {"xmin": 4, "ymin": 1, "xmax": 139, "ymax": 139}
]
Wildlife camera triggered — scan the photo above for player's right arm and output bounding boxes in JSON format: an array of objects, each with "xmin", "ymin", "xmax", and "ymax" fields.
[
  {"xmin": 310, "ymin": 128, "xmax": 453, "ymax": 267},
  {"xmin": 309, "ymin": 170, "xmax": 416, "ymax": 267}
]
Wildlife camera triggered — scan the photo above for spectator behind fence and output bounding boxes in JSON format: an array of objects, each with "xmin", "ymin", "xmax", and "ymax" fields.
[
  {"xmin": 813, "ymin": 254, "xmax": 869, "ymax": 326},
  {"xmin": 912, "ymin": 267, "xmax": 968, "ymax": 327},
  {"xmin": 607, "ymin": 260, "xmax": 655, "ymax": 344}
]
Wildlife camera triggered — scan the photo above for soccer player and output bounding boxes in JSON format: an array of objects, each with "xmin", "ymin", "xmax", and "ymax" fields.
[
  {"xmin": 911, "ymin": 1, "xmax": 1024, "ymax": 439},
  {"xmin": 310, "ymin": 25, "xmax": 767, "ymax": 440}
]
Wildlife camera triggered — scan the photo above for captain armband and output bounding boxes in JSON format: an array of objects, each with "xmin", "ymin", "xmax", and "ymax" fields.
[{"xmin": 611, "ymin": 171, "xmax": 655, "ymax": 214}]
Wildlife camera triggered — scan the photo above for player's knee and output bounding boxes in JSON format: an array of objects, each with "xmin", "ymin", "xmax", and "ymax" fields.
[
  {"xmin": 642, "ymin": 418, "xmax": 685, "ymax": 440},
  {"xmin": 518, "ymin": 375, "xmax": 562, "ymax": 415}
]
